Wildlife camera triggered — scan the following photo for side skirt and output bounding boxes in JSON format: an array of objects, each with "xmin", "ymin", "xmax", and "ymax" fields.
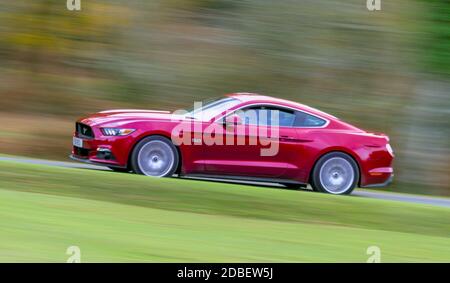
[{"xmin": 180, "ymin": 173, "xmax": 307, "ymax": 187}]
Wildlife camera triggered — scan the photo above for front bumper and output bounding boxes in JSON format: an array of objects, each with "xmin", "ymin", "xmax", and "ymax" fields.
[
  {"xmin": 71, "ymin": 130, "xmax": 133, "ymax": 168},
  {"xmin": 69, "ymin": 154, "xmax": 127, "ymax": 169}
]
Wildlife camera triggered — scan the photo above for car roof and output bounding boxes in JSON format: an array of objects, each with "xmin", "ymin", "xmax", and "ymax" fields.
[{"xmin": 226, "ymin": 92, "xmax": 338, "ymax": 120}]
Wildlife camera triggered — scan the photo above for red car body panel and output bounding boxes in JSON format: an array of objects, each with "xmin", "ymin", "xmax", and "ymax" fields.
[{"xmin": 71, "ymin": 93, "xmax": 394, "ymax": 187}]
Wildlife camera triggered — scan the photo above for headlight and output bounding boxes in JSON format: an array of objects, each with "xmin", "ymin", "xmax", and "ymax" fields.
[{"xmin": 101, "ymin": 128, "xmax": 135, "ymax": 136}]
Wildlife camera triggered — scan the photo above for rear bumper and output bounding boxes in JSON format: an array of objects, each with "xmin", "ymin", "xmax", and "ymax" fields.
[{"xmin": 361, "ymin": 174, "xmax": 394, "ymax": 188}]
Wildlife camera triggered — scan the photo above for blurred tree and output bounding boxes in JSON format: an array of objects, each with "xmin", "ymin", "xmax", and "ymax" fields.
[
  {"xmin": 420, "ymin": 0, "xmax": 450, "ymax": 76},
  {"xmin": 0, "ymin": 0, "xmax": 128, "ymax": 113},
  {"xmin": 0, "ymin": 0, "xmax": 448, "ymax": 195}
]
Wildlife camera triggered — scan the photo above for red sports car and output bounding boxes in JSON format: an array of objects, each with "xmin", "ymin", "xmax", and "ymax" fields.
[{"xmin": 70, "ymin": 93, "xmax": 394, "ymax": 195}]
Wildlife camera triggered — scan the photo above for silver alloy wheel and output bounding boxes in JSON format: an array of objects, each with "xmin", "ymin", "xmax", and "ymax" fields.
[
  {"xmin": 137, "ymin": 140, "xmax": 175, "ymax": 177},
  {"xmin": 318, "ymin": 157, "xmax": 355, "ymax": 194}
]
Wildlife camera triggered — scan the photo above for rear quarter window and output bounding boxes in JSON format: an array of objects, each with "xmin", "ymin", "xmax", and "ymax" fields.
[{"xmin": 294, "ymin": 112, "xmax": 327, "ymax": 127}]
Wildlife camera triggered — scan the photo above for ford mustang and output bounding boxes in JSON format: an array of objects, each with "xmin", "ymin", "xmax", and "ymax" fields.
[{"xmin": 70, "ymin": 93, "xmax": 394, "ymax": 195}]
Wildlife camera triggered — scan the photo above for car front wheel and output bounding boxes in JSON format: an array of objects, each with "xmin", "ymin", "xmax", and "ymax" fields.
[
  {"xmin": 131, "ymin": 136, "xmax": 179, "ymax": 177},
  {"xmin": 310, "ymin": 152, "xmax": 359, "ymax": 195}
]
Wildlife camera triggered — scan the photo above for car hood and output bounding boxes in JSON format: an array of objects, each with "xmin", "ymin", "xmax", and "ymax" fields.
[{"xmin": 78, "ymin": 109, "xmax": 184, "ymax": 127}]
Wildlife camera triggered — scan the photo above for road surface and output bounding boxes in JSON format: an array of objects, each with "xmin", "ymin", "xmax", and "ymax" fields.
[{"xmin": 1, "ymin": 156, "xmax": 449, "ymax": 208}]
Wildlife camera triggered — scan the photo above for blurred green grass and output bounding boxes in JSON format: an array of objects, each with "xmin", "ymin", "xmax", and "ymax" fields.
[{"xmin": 0, "ymin": 161, "xmax": 449, "ymax": 262}]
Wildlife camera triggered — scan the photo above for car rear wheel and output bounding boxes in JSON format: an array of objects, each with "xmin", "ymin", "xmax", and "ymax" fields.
[
  {"xmin": 310, "ymin": 152, "xmax": 359, "ymax": 195},
  {"xmin": 131, "ymin": 136, "xmax": 179, "ymax": 177}
]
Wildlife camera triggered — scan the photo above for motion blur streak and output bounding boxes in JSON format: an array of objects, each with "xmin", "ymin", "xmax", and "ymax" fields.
[{"xmin": 0, "ymin": 0, "xmax": 449, "ymax": 195}]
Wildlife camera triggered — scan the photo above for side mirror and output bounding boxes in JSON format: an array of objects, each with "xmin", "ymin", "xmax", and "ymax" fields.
[{"xmin": 224, "ymin": 114, "xmax": 242, "ymax": 127}]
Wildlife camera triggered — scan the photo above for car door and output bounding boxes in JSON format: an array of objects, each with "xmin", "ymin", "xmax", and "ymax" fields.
[
  {"xmin": 202, "ymin": 105, "xmax": 300, "ymax": 178},
  {"xmin": 289, "ymin": 110, "xmax": 328, "ymax": 180}
]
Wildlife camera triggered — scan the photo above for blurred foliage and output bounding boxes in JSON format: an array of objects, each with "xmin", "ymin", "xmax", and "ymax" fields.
[
  {"xmin": 420, "ymin": 0, "xmax": 450, "ymax": 76},
  {"xmin": 0, "ymin": 0, "xmax": 448, "ymax": 195}
]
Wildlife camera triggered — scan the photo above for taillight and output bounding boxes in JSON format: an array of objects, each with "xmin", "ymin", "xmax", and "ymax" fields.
[{"xmin": 386, "ymin": 144, "xmax": 394, "ymax": 156}]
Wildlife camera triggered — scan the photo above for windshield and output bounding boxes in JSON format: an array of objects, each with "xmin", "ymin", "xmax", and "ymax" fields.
[{"xmin": 186, "ymin": 97, "xmax": 240, "ymax": 121}]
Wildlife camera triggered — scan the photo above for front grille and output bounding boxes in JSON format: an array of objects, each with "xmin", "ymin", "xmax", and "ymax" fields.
[{"xmin": 76, "ymin": 122, "xmax": 94, "ymax": 138}]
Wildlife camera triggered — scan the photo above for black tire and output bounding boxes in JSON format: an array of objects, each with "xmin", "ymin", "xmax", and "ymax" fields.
[
  {"xmin": 108, "ymin": 167, "xmax": 130, "ymax": 173},
  {"xmin": 131, "ymin": 135, "xmax": 179, "ymax": 177},
  {"xmin": 310, "ymin": 152, "xmax": 359, "ymax": 195}
]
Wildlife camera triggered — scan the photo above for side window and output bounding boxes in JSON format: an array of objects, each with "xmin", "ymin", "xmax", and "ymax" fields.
[
  {"xmin": 235, "ymin": 108, "xmax": 258, "ymax": 125},
  {"xmin": 235, "ymin": 106, "xmax": 296, "ymax": 127},
  {"xmin": 294, "ymin": 111, "xmax": 326, "ymax": 127},
  {"xmin": 272, "ymin": 108, "xmax": 296, "ymax": 127}
]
